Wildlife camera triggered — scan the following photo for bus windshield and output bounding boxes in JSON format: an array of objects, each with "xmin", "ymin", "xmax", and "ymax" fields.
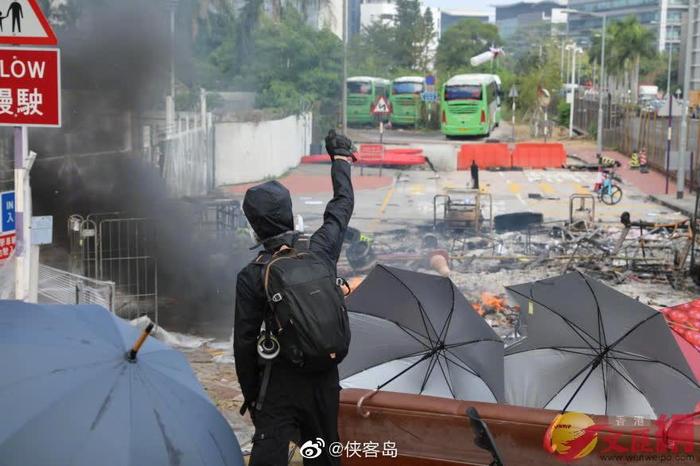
[
  {"xmin": 392, "ymin": 82, "xmax": 423, "ymax": 94},
  {"xmin": 347, "ymin": 82, "xmax": 372, "ymax": 95},
  {"xmin": 445, "ymin": 85, "xmax": 482, "ymax": 101}
]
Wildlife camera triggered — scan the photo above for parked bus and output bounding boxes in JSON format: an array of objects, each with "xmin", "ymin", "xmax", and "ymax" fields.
[
  {"xmin": 347, "ymin": 76, "xmax": 390, "ymax": 126},
  {"xmin": 440, "ymin": 74, "xmax": 501, "ymax": 137},
  {"xmin": 390, "ymin": 76, "xmax": 425, "ymax": 128}
]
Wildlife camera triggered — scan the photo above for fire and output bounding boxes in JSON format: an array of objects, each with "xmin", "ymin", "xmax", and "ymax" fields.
[{"xmin": 480, "ymin": 292, "xmax": 507, "ymax": 313}]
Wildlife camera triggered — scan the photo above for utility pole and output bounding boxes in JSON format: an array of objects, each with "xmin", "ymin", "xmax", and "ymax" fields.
[
  {"xmin": 569, "ymin": 45, "xmax": 578, "ymax": 137},
  {"xmin": 342, "ymin": 0, "xmax": 348, "ymax": 133},
  {"xmin": 678, "ymin": 0, "xmax": 695, "ymax": 199},
  {"xmin": 596, "ymin": 14, "xmax": 607, "ymax": 157},
  {"xmin": 665, "ymin": 47, "xmax": 674, "ymax": 194}
]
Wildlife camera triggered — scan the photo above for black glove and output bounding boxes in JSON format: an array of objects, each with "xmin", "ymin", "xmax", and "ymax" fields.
[{"xmin": 325, "ymin": 129, "xmax": 357, "ymax": 161}]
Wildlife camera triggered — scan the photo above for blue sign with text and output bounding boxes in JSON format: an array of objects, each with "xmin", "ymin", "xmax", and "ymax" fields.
[
  {"xmin": 1, "ymin": 191, "xmax": 15, "ymax": 233},
  {"xmin": 421, "ymin": 91, "xmax": 438, "ymax": 102}
]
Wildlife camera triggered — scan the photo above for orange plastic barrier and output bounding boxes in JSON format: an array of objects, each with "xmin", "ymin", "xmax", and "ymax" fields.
[
  {"xmin": 511, "ymin": 143, "xmax": 566, "ymax": 169},
  {"xmin": 457, "ymin": 143, "xmax": 510, "ymax": 170}
]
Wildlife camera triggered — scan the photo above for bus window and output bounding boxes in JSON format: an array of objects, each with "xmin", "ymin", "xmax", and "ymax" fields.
[
  {"xmin": 445, "ymin": 85, "xmax": 482, "ymax": 101},
  {"xmin": 347, "ymin": 82, "xmax": 372, "ymax": 94},
  {"xmin": 392, "ymin": 82, "xmax": 424, "ymax": 95}
]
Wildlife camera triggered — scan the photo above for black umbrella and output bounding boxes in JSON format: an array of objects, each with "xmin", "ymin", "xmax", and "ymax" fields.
[
  {"xmin": 340, "ymin": 265, "xmax": 504, "ymax": 402},
  {"xmin": 505, "ymin": 271, "xmax": 700, "ymax": 417}
]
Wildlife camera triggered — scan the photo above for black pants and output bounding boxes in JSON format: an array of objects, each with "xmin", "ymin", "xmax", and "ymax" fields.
[{"xmin": 250, "ymin": 364, "xmax": 341, "ymax": 466}]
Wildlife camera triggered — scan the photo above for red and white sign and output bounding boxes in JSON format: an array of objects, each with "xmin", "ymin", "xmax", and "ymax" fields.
[
  {"xmin": 372, "ymin": 96, "xmax": 391, "ymax": 115},
  {"xmin": 0, "ymin": 47, "xmax": 60, "ymax": 127},
  {"xmin": 358, "ymin": 144, "xmax": 385, "ymax": 163},
  {"xmin": 0, "ymin": 0, "xmax": 57, "ymax": 46},
  {"xmin": 0, "ymin": 232, "xmax": 16, "ymax": 260}
]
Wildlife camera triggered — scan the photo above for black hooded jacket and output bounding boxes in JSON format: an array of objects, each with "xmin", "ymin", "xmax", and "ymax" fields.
[{"xmin": 234, "ymin": 160, "xmax": 354, "ymax": 405}]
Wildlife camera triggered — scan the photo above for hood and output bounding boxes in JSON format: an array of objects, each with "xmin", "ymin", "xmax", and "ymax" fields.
[{"xmin": 243, "ymin": 180, "xmax": 294, "ymax": 241}]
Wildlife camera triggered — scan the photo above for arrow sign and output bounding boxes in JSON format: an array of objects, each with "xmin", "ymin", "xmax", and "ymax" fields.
[
  {"xmin": 509, "ymin": 85, "xmax": 518, "ymax": 98},
  {"xmin": 0, "ymin": 0, "xmax": 58, "ymax": 46},
  {"xmin": 372, "ymin": 96, "xmax": 390, "ymax": 115}
]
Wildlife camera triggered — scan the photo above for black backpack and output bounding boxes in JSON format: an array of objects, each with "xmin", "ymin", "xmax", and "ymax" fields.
[{"xmin": 262, "ymin": 248, "xmax": 351, "ymax": 372}]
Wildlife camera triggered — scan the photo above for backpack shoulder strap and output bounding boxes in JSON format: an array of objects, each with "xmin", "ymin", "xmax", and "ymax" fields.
[{"xmin": 262, "ymin": 247, "xmax": 298, "ymax": 302}]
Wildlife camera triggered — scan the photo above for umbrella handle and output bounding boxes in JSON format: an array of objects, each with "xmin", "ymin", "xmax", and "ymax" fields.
[
  {"xmin": 127, "ymin": 323, "xmax": 155, "ymax": 361},
  {"xmin": 356, "ymin": 389, "xmax": 379, "ymax": 418}
]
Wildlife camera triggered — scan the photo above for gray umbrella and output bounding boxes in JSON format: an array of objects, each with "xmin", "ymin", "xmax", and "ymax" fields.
[
  {"xmin": 0, "ymin": 300, "xmax": 244, "ymax": 466},
  {"xmin": 340, "ymin": 265, "xmax": 504, "ymax": 402},
  {"xmin": 505, "ymin": 272, "xmax": 700, "ymax": 417}
]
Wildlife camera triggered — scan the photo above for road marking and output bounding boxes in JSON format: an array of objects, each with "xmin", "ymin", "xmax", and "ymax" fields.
[
  {"xmin": 539, "ymin": 182, "xmax": 556, "ymax": 195},
  {"xmin": 409, "ymin": 183, "xmax": 424, "ymax": 195},
  {"xmin": 379, "ymin": 186, "xmax": 395, "ymax": 214},
  {"xmin": 508, "ymin": 182, "xmax": 521, "ymax": 193},
  {"xmin": 574, "ymin": 183, "xmax": 590, "ymax": 194}
]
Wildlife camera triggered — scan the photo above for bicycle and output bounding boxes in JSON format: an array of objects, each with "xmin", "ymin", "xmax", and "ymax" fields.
[{"xmin": 596, "ymin": 170, "xmax": 623, "ymax": 205}]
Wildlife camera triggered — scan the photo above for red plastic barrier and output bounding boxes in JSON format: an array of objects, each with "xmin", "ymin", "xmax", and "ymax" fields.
[
  {"xmin": 511, "ymin": 143, "xmax": 566, "ymax": 169},
  {"xmin": 301, "ymin": 150, "xmax": 426, "ymax": 167},
  {"xmin": 457, "ymin": 143, "xmax": 510, "ymax": 170}
]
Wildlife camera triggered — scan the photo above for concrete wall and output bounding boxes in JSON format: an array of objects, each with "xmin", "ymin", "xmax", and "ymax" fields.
[{"xmin": 214, "ymin": 113, "xmax": 312, "ymax": 186}]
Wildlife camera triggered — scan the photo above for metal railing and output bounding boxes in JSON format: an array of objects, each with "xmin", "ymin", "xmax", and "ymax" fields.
[{"xmin": 38, "ymin": 264, "xmax": 115, "ymax": 311}]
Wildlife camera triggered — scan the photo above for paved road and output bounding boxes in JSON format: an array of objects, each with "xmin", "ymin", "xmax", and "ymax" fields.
[{"xmin": 347, "ymin": 121, "xmax": 514, "ymax": 147}]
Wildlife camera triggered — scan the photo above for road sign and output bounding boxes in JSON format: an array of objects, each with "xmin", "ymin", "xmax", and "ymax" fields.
[
  {"xmin": 372, "ymin": 96, "xmax": 390, "ymax": 115},
  {"xmin": 1, "ymin": 190, "xmax": 14, "ymax": 233},
  {"xmin": 509, "ymin": 85, "xmax": 518, "ymax": 99},
  {"xmin": 0, "ymin": 232, "xmax": 15, "ymax": 260},
  {"xmin": 421, "ymin": 91, "xmax": 438, "ymax": 102},
  {"xmin": 0, "ymin": 47, "xmax": 60, "ymax": 127},
  {"xmin": 425, "ymin": 75, "xmax": 436, "ymax": 86},
  {"xmin": 0, "ymin": 0, "xmax": 57, "ymax": 46}
]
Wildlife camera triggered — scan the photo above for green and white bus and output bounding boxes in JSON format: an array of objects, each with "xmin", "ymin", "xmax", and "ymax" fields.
[
  {"xmin": 440, "ymin": 74, "xmax": 501, "ymax": 137},
  {"xmin": 390, "ymin": 76, "xmax": 424, "ymax": 128},
  {"xmin": 346, "ymin": 76, "xmax": 390, "ymax": 126}
]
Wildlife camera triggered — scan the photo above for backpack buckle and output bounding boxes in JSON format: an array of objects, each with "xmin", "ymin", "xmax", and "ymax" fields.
[{"xmin": 271, "ymin": 293, "xmax": 283, "ymax": 303}]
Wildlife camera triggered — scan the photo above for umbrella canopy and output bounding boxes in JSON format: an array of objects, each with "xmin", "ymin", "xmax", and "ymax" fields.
[
  {"xmin": 340, "ymin": 265, "xmax": 504, "ymax": 402},
  {"xmin": 504, "ymin": 272, "xmax": 700, "ymax": 417},
  {"xmin": 0, "ymin": 301, "xmax": 244, "ymax": 466}
]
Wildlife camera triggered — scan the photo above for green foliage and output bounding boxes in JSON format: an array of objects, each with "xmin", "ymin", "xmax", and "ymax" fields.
[
  {"xmin": 349, "ymin": 1, "xmax": 435, "ymax": 76},
  {"xmin": 504, "ymin": 42, "xmax": 563, "ymax": 114},
  {"xmin": 251, "ymin": 8, "xmax": 342, "ymax": 118},
  {"xmin": 588, "ymin": 16, "xmax": 657, "ymax": 79},
  {"xmin": 435, "ymin": 19, "xmax": 500, "ymax": 77},
  {"xmin": 557, "ymin": 100, "xmax": 570, "ymax": 126}
]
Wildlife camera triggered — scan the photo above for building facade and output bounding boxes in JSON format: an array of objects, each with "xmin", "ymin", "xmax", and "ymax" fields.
[
  {"xmin": 440, "ymin": 10, "xmax": 490, "ymax": 34},
  {"xmin": 495, "ymin": 1, "xmax": 568, "ymax": 40},
  {"xmin": 567, "ymin": 0, "xmax": 688, "ymax": 51}
]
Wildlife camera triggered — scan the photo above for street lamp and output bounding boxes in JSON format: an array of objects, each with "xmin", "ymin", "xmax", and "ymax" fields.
[
  {"xmin": 677, "ymin": 0, "xmax": 697, "ymax": 199},
  {"xmin": 562, "ymin": 9, "xmax": 607, "ymax": 157},
  {"xmin": 566, "ymin": 43, "xmax": 583, "ymax": 137}
]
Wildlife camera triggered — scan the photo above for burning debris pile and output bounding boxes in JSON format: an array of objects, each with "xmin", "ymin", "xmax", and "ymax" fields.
[{"xmin": 472, "ymin": 292, "xmax": 519, "ymax": 337}]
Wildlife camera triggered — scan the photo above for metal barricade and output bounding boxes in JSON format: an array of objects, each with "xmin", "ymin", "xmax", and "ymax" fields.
[{"xmin": 38, "ymin": 264, "xmax": 115, "ymax": 311}]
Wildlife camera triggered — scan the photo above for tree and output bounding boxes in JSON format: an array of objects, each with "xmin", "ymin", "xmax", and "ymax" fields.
[
  {"xmin": 251, "ymin": 8, "xmax": 342, "ymax": 127},
  {"xmin": 589, "ymin": 16, "xmax": 657, "ymax": 102},
  {"xmin": 435, "ymin": 19, "xmax": 500, "ymax": 77}
]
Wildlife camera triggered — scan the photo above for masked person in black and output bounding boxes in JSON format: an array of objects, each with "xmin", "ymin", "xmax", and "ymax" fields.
[{"xmin": 235, "ymin": 130, "xmax": 356, "ymax": 466}]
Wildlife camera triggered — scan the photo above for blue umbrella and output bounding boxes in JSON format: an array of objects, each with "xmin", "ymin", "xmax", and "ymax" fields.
[{"xmin": 0, "ymin": 301, "xmax": 244, "ymax": 466}]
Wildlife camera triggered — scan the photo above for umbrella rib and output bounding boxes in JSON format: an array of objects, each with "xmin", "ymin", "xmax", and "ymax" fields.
[
  {"xmin": 508, "ymin": 286, "xmax": 599, "ymax": 351},
  {"xmin": 604, "ymin": 358, "xmax": 645, "ymax": 395},
  {"xmin": 561, "ymin": 362, "xmax": 599, "ymax": 413},
  {"xmin": 541, "ymin": 356, "xmax": 599, "ymax": 410},
  {"xmin": 611, "ymin": 353, "xmax": 700, "ymax": 389},
  {"xmin": 436, "ymin": 283, "xmax": 458, "ymax": 345},
  {"xmin": 341, "ymin": 347, "xmax": 433, "ymax": 379},
  {"xmin": 442, "ymin": 350, "xmax": 499, "ymax": 402},
  {"xmin": 376, "ymin": 352, "xmax": 434, "ymax": 391},
  {"xmin": 419, "ymin": 351, "xmax": 440, "ymax": 394},
  {"xmin": 445, "ymin": 337, "xmax": 504, "ymax": 349},
  {"xmin": 394, "ymin": 322, "xmax": 432, "ymax": 350},
  {"xmin": 435, "ymin": 354, "xmax": 457, "ymax": 399},
  {"xmin": 606, "ymin": 312, "xmax": 666, "ymax": 354},
  {"xmin": 442, "ymin": 349, "xmax": 479, "ymax": 377},
  {"xmin": 381, "ymin": 266, "xmax": 440, "ymax": 346},
  {"xmin": 601, "ymin": 360, "xmax": 609, "ymax": 416},
  {"xmin": 577, "ymin": 271, "xmax": 609, "ymax": 354}
]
